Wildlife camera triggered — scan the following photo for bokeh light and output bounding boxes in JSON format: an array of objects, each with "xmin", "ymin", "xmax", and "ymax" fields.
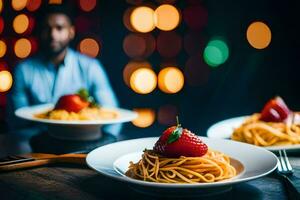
[
  {"xmin": 183, "ymin": 5, "xmax": 208, "ymax": 30},
  {"xmin": 49, "ymin": 0, "xmax": 62, "ymax": 4},
  {"xmin": 0, "ymin": 62, "xmax": 7, "ymax": 70},
  {"xmin": 14, "ymin": 38, "xmax": 32, "ymax": 58},
  {"xmin": 184, "ymin": 31, "xmax": 205, "ymax": 55},
  {"xmin": 29, "ymin": 37, "xmax": 38, "ymax": 54},
  {"xmin": 79, "ymin": 0, "xmax": 97, "ymax": 12},
  {"xmin": 184, "ymin": 55, "xmax": 210, "ymax": 86},
  {"xmin": 203, "ymin": 39, "xmax": 229, "ymax": 67},
  {"xmin": 0, "ymin": 0, "xmax": 2, "ymax": 13},
  {"xmin": 130, "ymin": 6, "xmax": 155, "ymax": 33},
  {"xmin": 13, "ymin": 14, "xmax": 29, "ymax": 34},
  {"xmin": 123, "ymin": 33, "xmax": 155, "ymax": 58},
  {"xmin": 143, "ymin": 33, "xmax": 156, "ymax": 58},
  {"xmin": 123, "ymin": 7, "xmax": 136, "ymax": 32},
  {"xmin": 130, "ymin": 68, "xmax": 157, "ymax": 94},
  {"xmin": 157, "ymin": 31, "xmax": 182, "ymax": 58},
  {"xmin": 247, "ymin": 21, "xmax": 272, "ymax": 49},
  {"xmin": 123, "ymin": 60, "xmax": 152, "ymax": 86},
  {"xmin": 154, "ymin": 4, "xmax": 180, "ymax": 31},
  {"xmin": 0, "ymin": 40, "xmax": 6, "ymax": 58},
  {"xmin": 123, "ymin": 34, "xmax": 147, "ymax": 58},
  {"xmin": 157, "ymin": 104, "xmax": 178, "ymax": 125},
  {"xmin": 158, "ymin": 67, "xmax": 184, "ymax": 94},
  {"xmin": 0, "ymin": 17, "xmax": 3, "ymax": 34},
  {"xmin": 78, "ymin": 38, "xmax": 100, "ymax": 58},
  {"xmin": 12, "ymin": 0, "xmax": 27, "ymax": 11},
  {"xmin": 132, "ymin": 108, "xmax": 155, "ymax": 128},
  {"xmin": 26, "ymin": 0, "xmax": 42, "ymax": 12},
  {"xmin": 0, "ymin": 70, "xmax": 13, "ymax": 92}
]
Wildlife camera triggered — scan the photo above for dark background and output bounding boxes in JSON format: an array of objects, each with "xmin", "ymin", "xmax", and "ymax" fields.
[{"xmin": 1, "ymin": 0, "xmax": 300, "ymax": 136}]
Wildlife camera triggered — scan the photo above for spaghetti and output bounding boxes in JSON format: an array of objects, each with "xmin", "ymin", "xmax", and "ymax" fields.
[
  {"xmin": 231, "ymin": 113, "xmax": 300, "ymax": 146},
  {"xmin": 126, "ymin": 150, "xmax": 236, "ymax": 183},
  {"xmin": 35, "ymin": 107, "xmax": 119, "ymax": 120}
]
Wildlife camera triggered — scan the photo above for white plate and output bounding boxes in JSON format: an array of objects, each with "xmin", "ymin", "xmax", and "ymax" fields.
[
  {"xmin": 86, "ymin": 137, "xmax": 277, "ymax": 196},
  {"xmin": 15, "ymin": 103, "xmax": 137, "ymax": 125},
  {"xmin": 15, "ymin": 104, "xmax": 137, "ymax": 140},
  {"xmin": 207, "ymin": 116, "xmax": 300, "ymax": 151}
]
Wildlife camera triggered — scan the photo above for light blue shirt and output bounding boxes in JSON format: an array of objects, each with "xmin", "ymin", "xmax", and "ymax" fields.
[{"xmin": 7, "ymin": 48, "xmax": 121, "ymax": 136}]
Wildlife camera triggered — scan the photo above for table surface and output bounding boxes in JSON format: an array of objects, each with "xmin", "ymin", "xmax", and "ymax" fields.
[{"xmin": 0, "ymin": 127, "xmax": 299, "ymax": 200}]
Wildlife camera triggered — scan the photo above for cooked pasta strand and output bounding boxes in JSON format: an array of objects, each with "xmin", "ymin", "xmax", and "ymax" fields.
[
  {"xmin": 232, "ymin": 114, "xmax": 300, "ymax": 146},
  {"xmin": 126, "ymin": 150, "xmax": 236, "ymax": 183}
]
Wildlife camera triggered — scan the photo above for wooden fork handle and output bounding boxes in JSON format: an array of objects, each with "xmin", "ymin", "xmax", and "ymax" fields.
[
  {"xmin": 0, "ymin": 159, "xmax": 52, "ymax": 172},
  {"xmin": 0, "ymin": 154, "xmax": 87, "ymax": 172}
]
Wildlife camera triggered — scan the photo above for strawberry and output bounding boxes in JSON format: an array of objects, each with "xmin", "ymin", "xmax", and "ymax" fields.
[
  {"xmin": 153, "ymin": 124, "xmax": 208, "ymax": 158},
  {"xmin": 260, "ymin": 96, "xmax": 290, "ymax": 122},
  {"xmin": 55, "ymin": 94, "xmax": 89, "ymax": 113}
]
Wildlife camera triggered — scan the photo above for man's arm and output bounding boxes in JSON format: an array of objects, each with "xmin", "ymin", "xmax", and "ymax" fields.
[
  {"xmin": 6, "ymin": 63, "xmax": 30, "ymax": 130},
  {"xmin": 88, "ymin": 60, "xmax": 122, "ymax": 136}
]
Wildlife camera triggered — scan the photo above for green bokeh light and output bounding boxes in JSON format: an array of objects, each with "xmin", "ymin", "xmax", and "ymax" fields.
[{"xmin": 203, "ymin": 39, "xmax": 229, "ymax": 67}]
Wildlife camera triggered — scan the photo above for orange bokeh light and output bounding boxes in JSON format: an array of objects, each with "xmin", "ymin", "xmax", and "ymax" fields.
[
  {"xmin": 130, "ymin": 68, "xmax": 157, "ymax": 94},
  {"xmin": 49, "ymin": 0, "xmax": 62, "ymax": 4},
  {"xmin": 14, "ymin": 38, "xmax": 32, "ymax": 58},
  {"xmin": 0, "ymin": 40, "xmax": 6, "ymax": 58},
  {"xmin": 78, "ymin": 38, "xmax": 100, "ymax": 58},
  {"xmin": 0, "ymin": 0, "xmax": 3, "ymax": 13},
  {"xmin": 247, "ymin": 21, "xmax": 272, "ymax": 49},
  {"xmin": 158, "ymin": 67, "xmax": 184, "ymax": 94},
  {"xmin": 79, "ymin": 0, "xmax": 97, "ymax": 12},
  {"xmin": 130, "ymin": 6, "xmax": 155, "ymax": 33},
  {"xmin": 12, "ymin": 0, "xmax": 27, "ymax": 11},
  {"xmin": 132, "ymin": 108, "xmax": 156, "ymax": 128},
  {"xmin": 123, "ymin": 61, "xmax": 152, "ymax": 86},
  {"xmin": 154, "ymin": 4, "xmax": 180, "ymax": 31},
  {"xmin": 0, "ymin": 70, "xmax": 13, "ymax": 92},
  {"xmin": 13, "ymin": 14, "xmax": 29, "ymax": 34}
]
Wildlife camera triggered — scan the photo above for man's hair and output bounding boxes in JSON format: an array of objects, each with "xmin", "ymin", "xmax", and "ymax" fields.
[{"xmin": 38, "ymin": 3, "xmax": 75, "ymax": 25}]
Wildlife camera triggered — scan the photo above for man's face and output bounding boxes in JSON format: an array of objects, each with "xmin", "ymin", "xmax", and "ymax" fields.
[{"xmin": 41, "ymin": 13, "xmax": 75, "ymax": 55}]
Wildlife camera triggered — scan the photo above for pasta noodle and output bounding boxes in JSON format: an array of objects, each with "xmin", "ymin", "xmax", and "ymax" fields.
[
  {"xmin": 126, "ymin": 150, "xmax": 236, "ymax": 183},
  {"xmin": 232, "ymin": 113, "xmax": 300, "ymax": 146},
  {"xmin": 35, "ymin": 107, "xmax": 119, "ymax": 120}
]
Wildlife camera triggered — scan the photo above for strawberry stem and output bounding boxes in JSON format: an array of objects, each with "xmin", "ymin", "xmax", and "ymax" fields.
[
  {"xmin": 176, "ymin": 116, "xmax": 181, "ymax": 127},
  {"xmin": 167, "ymin": 116, "xmax": 183, "ymax": 144}
]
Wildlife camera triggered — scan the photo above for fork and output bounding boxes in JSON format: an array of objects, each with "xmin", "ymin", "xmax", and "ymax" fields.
[{"xmin": 277, "ymin": 149, "xmax": 300, "ymax": 199}]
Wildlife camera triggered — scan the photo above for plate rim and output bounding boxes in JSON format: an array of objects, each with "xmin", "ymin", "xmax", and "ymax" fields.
[
  {"xmin": 15, "ymin": 103, "xmax": 138, "ymax": 125},
  {"xmin": 86, "ymin": 136, "xmax": 278, "ymax": 188},
  {"xmin": 207, "ymin": 116, "xmax": 300, "ymax": 151}
]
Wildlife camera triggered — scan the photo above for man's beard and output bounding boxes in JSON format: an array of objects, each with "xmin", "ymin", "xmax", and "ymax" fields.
[{"xmin": 42, "ymin": 41, "xmax": 68, "ymax": 58}]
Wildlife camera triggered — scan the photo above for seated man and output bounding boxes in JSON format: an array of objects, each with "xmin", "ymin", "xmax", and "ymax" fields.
[{"xmin": 7, "ymin": 5, "xmax": 121, "ymax": 136}]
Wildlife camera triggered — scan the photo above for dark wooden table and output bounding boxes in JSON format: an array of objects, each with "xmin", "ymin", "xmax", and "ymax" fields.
[{"xmin": 0, "ymin": 128, "xmax": 298, "ymax": 200}]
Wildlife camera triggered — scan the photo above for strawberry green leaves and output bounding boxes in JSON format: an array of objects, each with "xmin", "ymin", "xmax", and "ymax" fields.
[
  {"xmin": 167, "ymin": 126, "xmax": 183, "ymax": 144},
  {"xmin": 167, "ymin": 116, "xmax": 182, "ymax": 144}
]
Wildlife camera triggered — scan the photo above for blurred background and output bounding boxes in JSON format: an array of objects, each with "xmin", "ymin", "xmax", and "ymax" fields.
[{"xmin": 0, "ymin": 0, "xmax": 300, "ymax": 136}]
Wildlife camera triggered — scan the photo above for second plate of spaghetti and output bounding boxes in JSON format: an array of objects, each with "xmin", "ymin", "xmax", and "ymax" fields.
[
  {"xmin": 86, "ymin": 137, "xmax": 277, "ymax": 196},
  {"xmin": 207, "ymin": 115, "xmax": 300, "ymax": 151}
]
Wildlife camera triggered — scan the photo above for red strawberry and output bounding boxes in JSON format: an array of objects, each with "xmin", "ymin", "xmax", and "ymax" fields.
[
  {"xmin": 260, "ymin": 96, "xmax": 290, "ymax": 122},
  {"xmin": 153, "ymin": 125, "xmax": 208, "ymax": 158},
  {"xmin": 55, "ymin": 94, "xmax": 89, "ymax": 113}
]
